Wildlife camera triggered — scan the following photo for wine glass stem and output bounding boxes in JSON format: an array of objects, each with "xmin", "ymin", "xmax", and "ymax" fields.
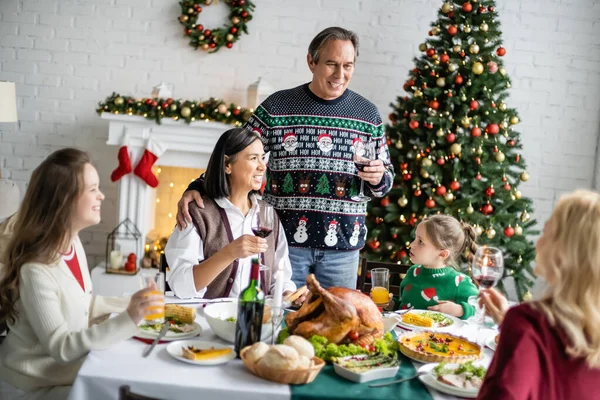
[{"xmin": 359, "ymin": 179, "xmax": 365, "ymax": 196}]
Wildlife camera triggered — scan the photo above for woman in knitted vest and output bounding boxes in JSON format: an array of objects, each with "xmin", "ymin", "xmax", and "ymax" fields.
[
  {"xmin": 396, "ymin": 214, "xmax": 480, "ymax": 319},
  {"xmin": 0, "ymin": 148, "xmax": 163, "ymax": 400},
  {"xmin": 165, "ymin": 128, "xmax": 296, "ymax": 300}
]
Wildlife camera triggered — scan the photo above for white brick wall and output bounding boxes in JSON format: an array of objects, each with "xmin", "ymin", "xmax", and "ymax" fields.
[{"xmin": 1, "ymin": 0, "xmax": 599, "ymax": 288}]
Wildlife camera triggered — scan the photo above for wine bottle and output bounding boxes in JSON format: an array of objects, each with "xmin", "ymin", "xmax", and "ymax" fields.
[{"xmin": 234, "ymin": 258, "xmax": 265, "ymax": 357}]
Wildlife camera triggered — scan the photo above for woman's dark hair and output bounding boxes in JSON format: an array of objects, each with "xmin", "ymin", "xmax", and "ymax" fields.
[
  {"xmin": 0, "ymin": 148, "xmax": 90, "ymax": 324},
  {"xmin": 203, "ymin": 128, "xmax": 262, "ymax": 198}
]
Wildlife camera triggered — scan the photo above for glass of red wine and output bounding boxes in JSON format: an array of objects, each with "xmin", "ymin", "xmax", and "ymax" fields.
[
  {"xmin": 470, "ymin": 246, "xmax": 504, "ymax": 327},
  {"xmin": 251, "ymin": 202, "xmax": 275, "ymax": 294},
  {"xmin": 351, "ymin": 140, "xmax": 376, "ymax": 202}
]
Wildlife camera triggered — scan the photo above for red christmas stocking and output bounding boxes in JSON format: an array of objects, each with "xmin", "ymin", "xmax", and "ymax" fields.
[
  {"xmin": 110, "ymin": 134, "xmax": 132, "ymax": 182},
  {"xmin": 134, "ymin": 138, "xmax": 166, "ymax": 188}
]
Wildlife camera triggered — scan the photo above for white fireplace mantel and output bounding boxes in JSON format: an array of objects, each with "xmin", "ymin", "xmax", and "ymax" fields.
[{"xmin": 102, "ymin": 113, "xmax": 232, "ymax": 256}]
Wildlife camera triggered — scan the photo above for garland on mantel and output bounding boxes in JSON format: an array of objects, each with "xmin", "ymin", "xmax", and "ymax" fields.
[{"xmin": 96, "ymin": 93, "xmax": 252, "ymax": 126}]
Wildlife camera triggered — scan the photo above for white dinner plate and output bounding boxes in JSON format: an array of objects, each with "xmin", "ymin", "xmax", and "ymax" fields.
[
  {"xmin": 166, "ymin": 340, "xmax": 236, "ymax": 366},
  {"xmin": 417, "ymin": 363, "xmax": 480, "ymax": 399},
  {"xmin": 485, "ymin": 335, "xmax": 498, "ymax": 351},
  {"xmin": 396, "ymin": 309, "xmax": 464, "ymax": 331},
  {"xmin": 136, "ymin": 322, "xmax": 202, "ymax": 342}
]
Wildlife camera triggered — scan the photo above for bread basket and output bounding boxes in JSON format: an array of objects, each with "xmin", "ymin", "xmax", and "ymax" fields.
[{"xmin": 240, "ymin": 346, "xmax": 326, "ymax": 385}]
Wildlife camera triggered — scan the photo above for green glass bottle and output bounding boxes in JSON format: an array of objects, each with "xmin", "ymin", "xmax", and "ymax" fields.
[{"xmin": 234, "ymin": 258, "xmax": 265, "ymax": 357}]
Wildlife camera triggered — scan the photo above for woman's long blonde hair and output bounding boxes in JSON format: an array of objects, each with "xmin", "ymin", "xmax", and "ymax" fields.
[
  {"xmin": 0, "ymin": 148, "xmax": 90, "ymax": 324},
  {"xmin": 532, "ymin": 190, "xmax": 600, "ymax": 368}
]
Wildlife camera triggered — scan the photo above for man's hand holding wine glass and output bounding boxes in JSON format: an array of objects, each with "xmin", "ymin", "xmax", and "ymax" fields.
[
  {"xmin": 226, "ymin": 235, "xmax": 268, "ymax": 261},
  {"xmin": 357, "ymin": 158, "xmax": 386, "ymax": 185}
]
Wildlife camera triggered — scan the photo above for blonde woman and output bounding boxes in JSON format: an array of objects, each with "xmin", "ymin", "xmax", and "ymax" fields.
[
  {"xmin": 0, "ymin": 148, "xmax": 163, "ymax": 400},
  {"xmin": 478, "ymin": 190, "xmax": 600, "ymax": 400}
]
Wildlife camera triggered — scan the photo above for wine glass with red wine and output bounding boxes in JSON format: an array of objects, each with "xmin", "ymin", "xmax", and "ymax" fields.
[
  {"xmin": 251, "ymin": 202, "xmax": 275, "ymax": 294},
  {"xmin": 470, "ymin": 246, "xmax": 504, "ymax": 326},
  {"xmin": 351, "ymin": 140, "xmax": 376, "ymax": 202}
]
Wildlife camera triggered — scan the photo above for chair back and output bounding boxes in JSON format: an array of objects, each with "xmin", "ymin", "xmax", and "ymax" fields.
[
  {"xmin": 159, "ymin": 253, "xmax": 171, "ymax": 293},
  {"xmin": 357, "ymin": 258, "xmax": 410, "ymax": 297},
  {"xmin": 119, "ymin": 385, "xmax": 162, "ymax": 400}
]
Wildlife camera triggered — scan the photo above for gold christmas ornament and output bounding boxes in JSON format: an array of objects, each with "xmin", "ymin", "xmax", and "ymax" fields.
[
  {"xmin": 466, "ymin": 79, "xmax": 472, "ymax": 86},
  {"xmin": 501, "ymin": 120, "xmax": 509, "ymax": 129},
  {"xmin": 422, "ymin": 157, "xmax": 433, "ymax": 167},
  {"xmin": 170, "ymin": 104, "xmax": 177, "ymax": 111},
  {"xmin": 466, "ymin": 204, "xmax": 474, "ymax": 214},
  {"xmin": 232, "ymin": 16, "xmax": 241, "ymax": 24},
  {"xmin": 522, "ymin": 291, "xmax": 533, "ymax": 302},
  {"xmin": 472, "ymin": 62, "xmax": 484, "ymax": 75},
  {"xmin": 461, "ymin": 116, "xmax": 470, "ymax": 127},
  {"xmin": 499, "ymin": 67, "xmax": 507, "ymax": 76},
  {"xmin": 469, "ymin": 44, "xmax": 480, "ymax": 54},
  {"xmin": 436, "ymin": 77, "xmax": 446, "ymax": 87},
  {"xmin": 514, "ymin": 225, "xmax": 523, "ymax": 235},
  {"xmin": 510, "ymin": 116, "xmax": 519, "ymax": 125},
  {"xmin": 448, "ymin": 63, "xmax": 458, "ymax": 72},
  {"xmin": 421, "ymin": 169, "xmax": 430, "ymax": 178},
  {"xmin": 463, "ymin": 25, "xmax": 471, "ymax": 33},
  {"xmin": 498, "ymin": 102, "xmax": 507, "ymax": 111},
  {"xmin": 218, "ymin": 104, "xmax": 228, "ymax": 114},
  {"xmin": 441, "ymin": 2, "xmax": 453, "ymax": 13},
  {"xmin": 460, "ymin": 94, "xmax": 467, "ymax": 101},
  {"xmin": 475, "ymin": 225, "xmax": 483, "ymax": 236},
  {"xmin": 507, "ymin": 82, "xmax": 512, "ymax": 88},
  {"xmin": 431, "ymin": 27, "xmax": 440, "ymax": 35},
  {"xmin": 450, "ymin": 143, "xmax": 462, "ymax": 155},
  {"xmin": 453, "ymin": 45, "xmax": 462, "ymax": 53},
  {"xmin": 202, "ymin": 43, "xmax": 210, "ymax": 50},
  {"xmin": 495, "ymin": 151, "xmax": 505, "ymax": 162},
  {"xmin": 180, "ymin": 106, "xmax": 191, "ymax": 117},
  {"xmin": 487, "ymin": 227, "xmax": 496, "ymax": 239},
  {"xmin": 419, "ymin": 43, "xmax": 428, "ymax": 52},
  {"xmin": 226, "ymin": 34, "xmax": 234, "ymax": 41},
  {"xmin": 520, "ymin": 172, "xmax": 530, "ymax": 182},
  {"xmin": 395, "ymin": 140, "xmax": 403, "ymax": 149},
  {"xmin": 515, "ymin": 190, "xmax": 522, "ymax": 199},
  {"xmin": 414, "ymin": 89, "xmax": 423, "ymax": 97},
  {"xmin": 521, "ymin": 211, "xmax": 531, "ymax": 222},
  {"xmin": 444, "ymin": 192, "xmax": 454, "ymax": 202},
  {"xmin": 114, "ymin": 96, "xmax": 124, "ymax": 106},
  {"xmin": 436, "ymin": 128, "xmax": 445, "ymax": 137},
  {"xmin": 398, "ymin": 196, "xmax": 408, "ymax": 207},
  {"xmin": 476, "ymin": 146, "xmax": 483, "ymax": 155},
  {"xmin": 480, "ymin": 22, "xmax": 489, "ymax": 32}
]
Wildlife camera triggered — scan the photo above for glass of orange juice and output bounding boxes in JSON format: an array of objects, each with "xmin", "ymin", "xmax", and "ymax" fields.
[
  {"xmin": 370, "ymin": 268, "xmax": 390, "ymax": 306},
  {"xmin": 139, "ymin": 272, "xmax": 165, "ymax": 325}
]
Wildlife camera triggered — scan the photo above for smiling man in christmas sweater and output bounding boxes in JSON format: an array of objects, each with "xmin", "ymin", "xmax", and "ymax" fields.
[{"xmin": 177, "ymin": 27, "xmax": 394, "ymax": 290}]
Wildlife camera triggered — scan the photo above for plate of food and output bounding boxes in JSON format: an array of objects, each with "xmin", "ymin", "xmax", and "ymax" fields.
[
  {"xmin": 136, "ymin": 304, "xmax": 201, "ymax": 341},
  {"xmin": 167, "ymin": 340, "xmax": 235, "ymax": 366},
  {"xmin": 485, "ymin": 334, "xmax": 499, "ymax": 351},
  {"xmin": 417, "ymin": 361, "xmax": 487, "ymax": 398},
  {"xmin": 332, "ymin": 353, "xmax": 400, "ymax": 383},
  {"xmin": 396, "ymin": 310, "xmax": 463, "ymax": 331},
  {"xmin": 398, "ymin": 331, "xmax": 481, "ymax": 364}
]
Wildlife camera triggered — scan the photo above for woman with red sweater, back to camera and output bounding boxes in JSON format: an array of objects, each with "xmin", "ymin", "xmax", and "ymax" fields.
[{"xmin": 477, "ymin": 189, "xmax": 600, "ymax": 400}]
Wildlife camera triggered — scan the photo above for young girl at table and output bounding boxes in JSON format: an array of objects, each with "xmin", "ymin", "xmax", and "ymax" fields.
[
  {"xmin": 394, "ymin": 214, "xmax": 480, "ymax": 319},
  {"xmin": 0, "ymin": 148, "xmax": 164, "ymax": 400},
  {"xmin": 476, "ymin": 190, "xmax": 600, "ymax": 400}
]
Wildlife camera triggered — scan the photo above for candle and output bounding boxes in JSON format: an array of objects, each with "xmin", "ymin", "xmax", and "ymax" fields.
[
  {"xmin": 110, "ymin": 250, "xmax": 123, "ymax": 269},
  {"xmin": 272, "ymin": 263, "xmax": 284, "ymax": 311}
]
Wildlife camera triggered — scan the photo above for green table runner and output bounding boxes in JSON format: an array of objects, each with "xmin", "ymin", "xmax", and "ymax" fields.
[{"xmin": 290, "ymin": 352, "xmax": 433, "ymax": 400}]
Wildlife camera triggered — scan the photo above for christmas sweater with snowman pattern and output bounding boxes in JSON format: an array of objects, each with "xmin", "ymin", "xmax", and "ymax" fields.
[
  {"xmin": 398, "ymin": 265, "xmax": 479, "ymax": 320},
  {"xmin": 242, "ymin": 83, "xmax": 394, "ymax": 251}
]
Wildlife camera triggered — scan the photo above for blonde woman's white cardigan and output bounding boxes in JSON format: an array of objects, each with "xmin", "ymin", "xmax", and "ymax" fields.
[{"xmin": 0, "ymin": 236, "xmax": 138, "ymax": 391}]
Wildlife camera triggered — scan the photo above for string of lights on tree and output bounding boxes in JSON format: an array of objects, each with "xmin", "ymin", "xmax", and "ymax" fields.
[
  {"xmin": 364, "ymin": 0, "xmax": 537, "ymax": 300},
  {"xmin": 96, "ymin": 93, "xmax": 253, "ymax": 126}
]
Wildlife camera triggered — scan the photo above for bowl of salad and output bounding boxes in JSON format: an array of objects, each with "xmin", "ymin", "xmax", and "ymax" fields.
[{"xmin": 204, "ymin": 299, "xmax": 273, "ymax": 343}]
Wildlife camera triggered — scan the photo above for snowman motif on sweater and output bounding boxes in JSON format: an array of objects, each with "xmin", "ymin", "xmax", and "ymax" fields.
[
  {"xmin": 348, "ymin": 221, "xmax": 361, "ymax": 247},
  {"xmin": 324, "ymin": 220, "xmax": 339, "ymax": 247},
  {"xmin": 293, "ymin": 216, "xmax": 309, "ymax": 244}
]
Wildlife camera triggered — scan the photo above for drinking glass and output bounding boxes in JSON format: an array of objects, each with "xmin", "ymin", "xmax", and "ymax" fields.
[
  {"xmin": 352, "ymin": 141, "xmax": 376, "ymax": 202},
  {"xmin": 470, "ymin": 246, "xmax": 504, "ymax": 326},
  {"xmin": 139, "ymin": 272, "xmax": 165, "ymax": 325},
  {"xmin": 251, "ymin": 203, "xmax": 275, "ymax": 294},
  {"xmin": 370, "ymin": 268, "xmax": 390, "ymax": 306}
]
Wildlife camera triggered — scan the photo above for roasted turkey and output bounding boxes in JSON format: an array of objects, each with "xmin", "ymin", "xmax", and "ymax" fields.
[{"xmin": 285, "ymin": 274, "xmax": 384, "ymax": 346}]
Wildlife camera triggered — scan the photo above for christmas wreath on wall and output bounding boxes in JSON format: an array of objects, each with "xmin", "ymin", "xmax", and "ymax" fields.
[
  {"xmin": 96, "ymin": 93, "xmax": 252, "ymax": 126},
  {"xmin": 178, "ymin": 0, "xmax": 255, "ymax": 53}
]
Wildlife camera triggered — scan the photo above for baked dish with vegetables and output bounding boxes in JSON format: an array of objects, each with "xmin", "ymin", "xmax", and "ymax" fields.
[{"xmin": 399, "ymin": 332, "xmax": 481, "ymax": 363}]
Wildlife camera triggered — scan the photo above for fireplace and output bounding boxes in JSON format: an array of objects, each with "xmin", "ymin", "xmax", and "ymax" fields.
[{"xmin": 103, "ymin": 113, "xmax": 231, "ymax": 257}]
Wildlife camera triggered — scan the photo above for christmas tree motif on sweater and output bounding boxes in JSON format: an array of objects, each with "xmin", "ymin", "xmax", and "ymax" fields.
[
  {"xmin": 317, "ymin": 133, "xmax": 333, "ymax": 153},
  {"xmin": 348, "ymin": 221, "xmax": 361, "ymax": 246},
  {"xmin": 293, "ymin": 216, "xmax": 309, "ymax": 244},
  {"xmin": 324, "ymin": 220, "xmax": 339, "ymax": 247},
  {"xmin": 282, "ymin": 132, "xmax": 298, "ymax": 152},
  {"xmin": 421, "ymin": 287, "xmax": 439, "ymax": 302},
  {"xmin": 349, "ymin": 178, "xmax": 359, "ymax": 197},
  {"xmin": 334, "ymin": 177, "xmax": 347, "ymax": 198},
  {"xmin": 282, "ymin": 173, "xmax": 294, "ymax": 194},
  {"xmin": 298, "ymin": 174, "xmax": 311, "ymax": 194},
  {"xmin": 315, "ymin": 174, "xmax": 330, "ymax": 195}
]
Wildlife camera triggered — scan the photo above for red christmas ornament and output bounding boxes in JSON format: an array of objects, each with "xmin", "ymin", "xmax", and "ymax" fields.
[
  {"xmin": 161, "ymin": 102, "xmax": 169, "ymax": 109},
  {"xmin": 166, "ymin": 98, "xmax": 174, "ymax": 105},
  {"xmin": 232, "ymin": 108, "xmax": 241, "ymax": 116},
  {"xmin": 151, "ymin": 100, "xmax": 157, "ymax": 107},
  {"xmin": 409, "ymin": 120, "xmax": 420, "ymax": 130},
  {"xmin": 485, "ymin": 186, "xmax": 496, "ymax": 197},
  {"xmin": 491, "ymin": 102, "xmax": 496, "ymax": 108},
  {"xmin": 448, "ymin": 91, "xmax": 453, "ymax": 98},
  {"xmin": 397, "ymin": 250, "xmax": 408, "ymax": 259},
  {"xmin": 403, "ymin": 173, "xmax": 412, "ymax": 181},
  {"xmin": 446, "ymin": 133, "xmax": 456, "ymax": 143},
  {"xmin": 241, "ymin": 11, "xmax": 249, "ymax": 18},
  {"xmin": 226, "ymin": 42, "xmax": 233, "ymax": 48},
  {"xmin": 209, "ymin": 42, "xmax": 216, "ymax": 48},
  {"xmin": 455, "ymin": 75, "xmax": 464, "ymax": 85},
  {"xmin": 486, "ymin": 123, "xmax": 500, "ymax": 135},
  {"xmin": 460, "ymin": 51, "xmax": 466, "ymax": 58},
  {"xmin": 496, "ymin": 47, "xmax": 506, "ymax": 56},
  {"xmin": 504, "ymin": 183, "xmax": 511, "ymax": 190},
  {"xmin": 145, "ymin": 98, "xmax": 153, "ymax": 105},
  {"xmin": 440, "ymin": 53, "xmax": 450, "ymax": 63},
  {"xmin": 489, "ymin": 6, "xmax": 495, "ymax": 11},
  {"xmin": 437, "ymin": 158, "xmax": 445, "ymax": 166},
  {"xmin": 403, "ymin": 79, "xmax": 415, "ymax": 90},
  {"xmin": 504, "ymin": 226, "xmax": 515, "ymax": 237},
  {"xmin": 238, "ymin": 0, "xmax": 245, "ymax": 5},
  {"xmin": 478, "ymin": 6, "xmax": 486, "ymax": 13},
  {"xmin": 449, "ymin": 180, "xmax": 460, "ymax": 191},
  {"xmin": 196, "ymin": 24, "xmax": 204, "ymax": 31},
  {"xmin": 230, "ymin": 27, "xmax": 238, "ymax": 34},
  {"xmin": 462, "ymin": 2, "xmax": 473, "ymax": 12},
  {"xmin": 436, "ymin": 185, "xmax": 447, "ymax": 196},
  {"xmin": 471, "ymin": 127, "xmax": 481, "ymax": 137},
  {"xmin": 501, "ymin": 175, "xmax": 508, "ymax": 182},
  {"xmin": 425, "ymin": 198, "xmax": 436, "ymax": 208},
  {"xmin": 185, "ymin": 29, "xmax": 191, "ymax": 35},
  {"xmin": 475, "ymin": 173, "xmax": 482, "ymax": 180},
  {"xmin": 430, "ymin": 100, "xmax": 440, "ymax": 109},
  {"xmin": 507, "ymin": 139, "xmax": 516, "ymax": 146},
  {"xmin": 448, "ymin": 11, "xmax": 454, "ymax": 18},
  {"xmin": 409, "ymin": 215, "xmax": 418, "ymax": 227},
  {"xmin": 447, "ymin": 25, "xmax": 458, "ymax": 36},
  {"xmin": 400, "ymin": 163, "xmax": 409, "ymax": 171},
  {"xmin": 516, "ymin": 154, "xmax": 521, "ymax": 162},
  {"xmin": 482, "ymin": 203, "xmax": 494, "ymax": 215},
  {"xmin": 426, "ymin": 48, "xmax": 435, "ymax": 57},
  {"xmin": 414, "ymin": 188, "xmax": 422, "ymax": 197},
  {"xmin": 475, "ymin": 157, "xmax": 481, "ymax": 165},
  {"xmin": 367, "ymin": 239, "xmax": 381, "ymax": 250},
  {"xmin": 204, "ymin": 29, "xmax": 212, "ymax": 36},
  {"xmin": 493, "ymin": 146, "xmax": 499, "ymax": 153},
  {"xmin": 429, "ymin": 71, "xmax": 436, "ymax": 77},
  {"xmin": 469, "ymin": 100, "xmax": 479, "ymax": 110},
  {"xmin": 392, "ymin": 233, "xmax": 398, "ymax": 239},
  {"xmin": 380, "ymin": 197, "xmax": 390, "ymax": 207}
]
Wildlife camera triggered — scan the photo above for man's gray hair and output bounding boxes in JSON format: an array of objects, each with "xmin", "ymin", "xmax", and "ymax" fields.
[{"xmin": 308, "ymin": 27, "xmax": 359, "ymax": 64}]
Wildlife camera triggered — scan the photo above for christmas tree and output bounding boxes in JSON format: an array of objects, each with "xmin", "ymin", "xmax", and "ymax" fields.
[{"xmin": 365, "ymin": 0, "xmax": 537, "ymax": 300}]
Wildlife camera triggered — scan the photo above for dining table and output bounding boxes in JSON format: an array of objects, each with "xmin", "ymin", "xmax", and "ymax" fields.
[{"xmin": 70, "ymin": 273, "xmax": 499, "ymax": 400}]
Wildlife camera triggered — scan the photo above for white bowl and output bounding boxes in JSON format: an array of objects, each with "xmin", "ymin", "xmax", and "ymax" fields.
[
  {"xmin": 333, "ymin": 355, "xmax": 400, "ymax": 383},
  {"xmin": 204, "ymin": 299, "xmax": 273, "ymax": 343}
]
